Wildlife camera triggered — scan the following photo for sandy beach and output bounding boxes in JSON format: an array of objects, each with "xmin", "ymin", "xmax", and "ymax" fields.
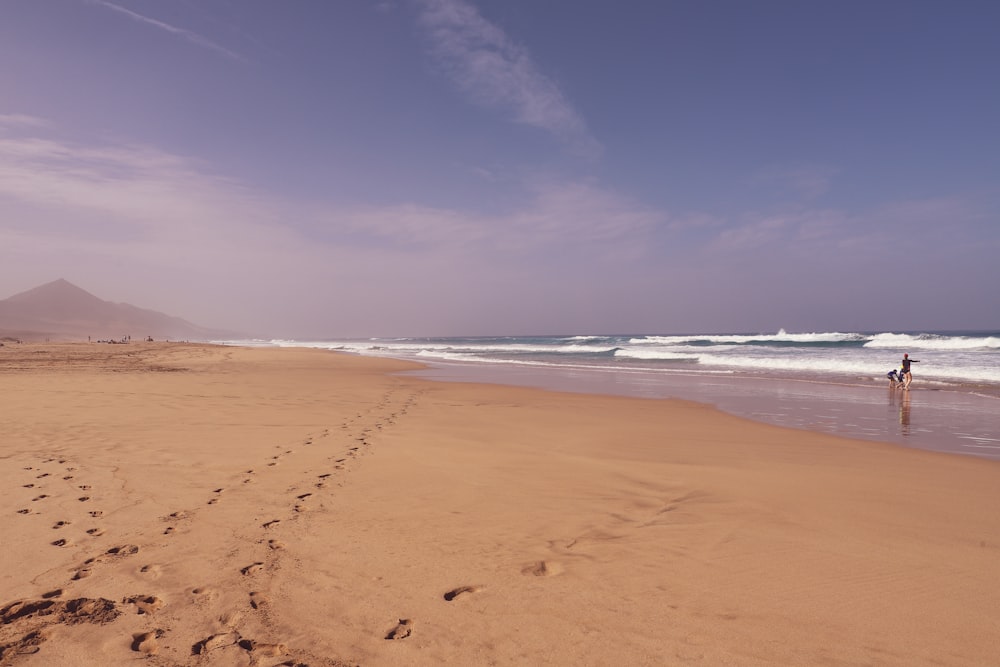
[{"xmin": 1, "ymin": 343, "xmax": 998, "ymax": 666}]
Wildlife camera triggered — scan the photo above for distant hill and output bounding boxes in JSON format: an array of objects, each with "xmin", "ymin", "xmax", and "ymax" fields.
[{"xmin": 0, "ymin": 279, "xmax": 234, "ymax": 341}]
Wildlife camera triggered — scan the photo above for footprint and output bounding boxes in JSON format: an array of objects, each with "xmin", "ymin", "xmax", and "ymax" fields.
[
  {"xmin": 52, "ymin": 521, "xmax": 71, "ymax": 529},
  {"xmin": 32, "ymin": 494, "xmax": 49, "ymax": 501},
  {"xmin": 267, "ymin": 539, "xmax": 286, "ymax": 550},
  {"xmin": 163, "ymin": 526, "xmax": 175, "ymax": 535},
  {"xmin": 385, "ymin": 618, "xmax": 413, "ymax": 640},
  {"xmin": 89, "ymin": 511, "xmax": 103, "ymax": 518},
  {"xmin": 296, "ymin": 493, "xmax": 312, "ymax": 501},
  {"xmin": 443, "ymin": 586, "xmax": 479, "ymax": 601},
  {"xmin": 22, "ymin": 483, "xmax": 34, "ymax": 489},
  {"xmin": 249, "ymin": 591, "xmax": 269, "ymax": 609},
  {"xmin": 189, "ymin": 586, "xmax": 217, "ymax": 601},
  {"xmin": 81, "ymin": 544, "xmax": 139, "ymax": 568},
  {"xmin": 17, "ymin": 509, "xmax": 31, "ymax": 515},
  {"xmin": 125, "ymin": 595, "xmax": 164, "ymax": 615},
  {"xmin": 241, "ymin": 562, "xmax": 265, "ymax": 576},
  {"xmin": 78, "ymin": 485, "xmax": 91, "ymax": 491},
  {"xmin": 106, "ymin": 544, "xmax": 139, "ymax": 557},
  {"xmin": 262, "ymin": 519, "xmax": 281, "ymax": 529},
  {"xmin": 138, "ymin": 564, "xmax": 163, "ymax": 579},
  {"xmin": 521, "ymin": 560, "xmax": 564, "ymax": 577},
  {"xmin": 78, "ymin": 496, "xmax": 91, "ymax": 502},
  {"xmin": 131, "ymin": 630, "xmax": 162, "ymax": 655},
  {"xmin": 51, "ymin": 538, "xmax": 72, "ymax": 547},
  {"xmin": 86, "ymin": 528, "xmax": 105, "ymax": 536},
  {"xmin": 192, "ymin": 632, "xmax": 238, "ymax": 654},
  {"xmin": 238, "ymin": 639, "xmax": 287, "ymax": 657}
]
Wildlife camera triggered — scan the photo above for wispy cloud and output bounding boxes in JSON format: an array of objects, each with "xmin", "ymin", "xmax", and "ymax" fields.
[
  {"xmin": 0, "ymin": 123, "xmax": 654, "ymax": 274},
  {"xmin": 707, "ymin": 193, "xmax": 990, "ymax": 262},
  {"xmin": 0, "ymin": 114, "xmax": 49, "ymax": 130},
  {"xmin": 3, "ymin": 121, "xmax": 990, "ymax": 335},
  {"xmin": 89, "ymin": 0, "xmax": 243, "ymax": 62},
  {"xmin": 414, "ymin": 0, "xmax": 601, "ymax": 158},
  {"xmin": 322, "ymin": 179, "xmax": 664, "ymax": 259},
  {"xmin": 0, "ymin": 123, "xmax": 655, "ymax": 333},
  {"xmin": 0, "ymin": 130, "xmax": 275, "ymax": 257}
]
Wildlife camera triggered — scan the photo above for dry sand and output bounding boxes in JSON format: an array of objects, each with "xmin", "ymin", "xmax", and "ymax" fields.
[{"xmin": 1, "ymin": 343, "xmax": 998, "ymax": 666}]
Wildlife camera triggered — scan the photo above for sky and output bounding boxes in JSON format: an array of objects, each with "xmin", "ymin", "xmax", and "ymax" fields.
[{"xmin": 1, "ymin": 0, "xmax": 998, "ymax": 337}]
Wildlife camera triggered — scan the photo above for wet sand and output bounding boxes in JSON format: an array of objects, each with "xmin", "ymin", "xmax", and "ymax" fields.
[
  {"xmin": 407, "ymin": 360, "xmax": 1000, "ymax": 460},
  {"xmin": 2, "ymin": 342, "xmax": 999, "ymax": 666}
]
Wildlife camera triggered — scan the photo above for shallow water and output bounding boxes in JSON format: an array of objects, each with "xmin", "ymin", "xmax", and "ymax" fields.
[{"xmin": 404, "ymin": 360, "xmax": 1000, "ymax": 462}]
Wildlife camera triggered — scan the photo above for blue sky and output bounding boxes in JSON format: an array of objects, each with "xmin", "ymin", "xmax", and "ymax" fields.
[{"xmin": 1, "ymin": 0, "xmax": 997, "ymax": 336}]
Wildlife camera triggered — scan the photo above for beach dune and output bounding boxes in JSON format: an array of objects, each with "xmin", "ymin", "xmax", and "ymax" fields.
[{"xmin": 1, "ymin": 343, "xmax": 998, "ymax": 666}]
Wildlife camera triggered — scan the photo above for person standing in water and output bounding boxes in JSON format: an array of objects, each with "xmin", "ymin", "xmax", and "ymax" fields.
[{"xmin": 901, "ymin": 353, "xmax": 920, "ymax": 389}]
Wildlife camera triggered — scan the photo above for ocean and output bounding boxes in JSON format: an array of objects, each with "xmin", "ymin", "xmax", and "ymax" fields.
[{"xmin": 222, "ymin": 330, "xmax": 1000, "ymax": 461}]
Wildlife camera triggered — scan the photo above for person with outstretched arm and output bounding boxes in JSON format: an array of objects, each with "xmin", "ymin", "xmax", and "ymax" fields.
[{"xmin": 901, "ymin": 353, "xmax": 920, "ymax": 389}]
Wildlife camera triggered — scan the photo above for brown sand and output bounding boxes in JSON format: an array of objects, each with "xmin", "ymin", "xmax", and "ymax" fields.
[{"xmin": 1, "ymin": 343, "xmax": 998, "ymax": 666}]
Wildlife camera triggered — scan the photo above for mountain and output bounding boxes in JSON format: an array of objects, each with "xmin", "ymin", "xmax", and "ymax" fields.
[{"xmin": 0, "ymin": 279, "xmax": 232, "ymax": 341}]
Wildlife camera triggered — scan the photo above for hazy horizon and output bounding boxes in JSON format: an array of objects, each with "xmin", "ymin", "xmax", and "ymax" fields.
[{"xmin": 2, "ymin": 1, "xmax": 998, "ymax": 337}]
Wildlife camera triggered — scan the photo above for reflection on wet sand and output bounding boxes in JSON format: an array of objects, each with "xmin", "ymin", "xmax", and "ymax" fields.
[
  {"xmin": 889, "ymin": 387, "xmax": 912, "ymax": 435},
  {"xmin": 899, "ymin": 390, "xmax": 911, "ymax": 434}
]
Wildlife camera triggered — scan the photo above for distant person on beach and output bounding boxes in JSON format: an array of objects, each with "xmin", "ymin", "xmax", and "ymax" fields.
[
  {"xmin": 887, "ymin": 369, "xmax": 900, "ymax": 386},
  {"xmin": 901, "ymin": 353, "xmax": 919, "ymax": 389}
]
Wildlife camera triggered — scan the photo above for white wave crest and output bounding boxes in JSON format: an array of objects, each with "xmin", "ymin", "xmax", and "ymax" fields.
[
  {"xmin": 864, "ymin": 333, "xmax": 1000, "ymax": 350},
  {"xmin": 631, "ymin": 329, "xmax": 867, "ymax": 345}
]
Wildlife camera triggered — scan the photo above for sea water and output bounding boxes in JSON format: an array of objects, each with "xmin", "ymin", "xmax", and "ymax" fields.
[{"xmin": 224, "ymin": 330, "xmax": 1000, "ymax": 461}]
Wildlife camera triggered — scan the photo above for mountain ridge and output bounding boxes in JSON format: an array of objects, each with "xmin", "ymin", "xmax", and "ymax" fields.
[{"xmin": 0, "ymin": 279, "xmax": 236, "ymax": 341}]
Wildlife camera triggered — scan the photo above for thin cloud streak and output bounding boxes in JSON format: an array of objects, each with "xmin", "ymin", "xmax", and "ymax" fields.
[
  {"xmin": 705, "ymin": 195, "xmax": 992, "ymax": 262},
  {"xmin": 0, "ymin": 125, "xmax": 651, "ymax": 277},
  {"xmin": 329, "ymin": 182, "xmax": 663, "ymax": 255},
  {"xmin": 0, "ymin": 134, "xmax": 258, "ymax": 238},
  {"xmin": 89, "ymin": 0, "xmax": 244, "ymax": 62},
  {"xmin": 414, "ymin": 0, "xmax": 601, "ymax": 158},
  {"xmin": 0, "ymin": 114, "xmax": 49, "ymax": 129}
]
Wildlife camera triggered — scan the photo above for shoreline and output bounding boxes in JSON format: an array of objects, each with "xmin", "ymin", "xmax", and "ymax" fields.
[
  {"xmin": 400, "ymin": 356, "xmax": 1000, "ymax": 461},
  {"xmin": 2, "ymin": 342, "xmax": 999, "ymax": 665}
]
